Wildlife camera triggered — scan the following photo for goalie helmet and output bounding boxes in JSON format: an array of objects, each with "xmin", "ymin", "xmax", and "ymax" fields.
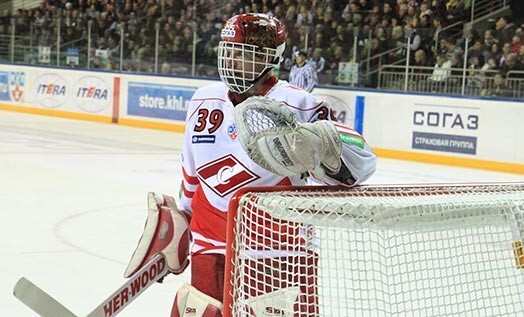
[{"xmin": 218, "ymin": 13, "xmax": 286, "ymax": 94}]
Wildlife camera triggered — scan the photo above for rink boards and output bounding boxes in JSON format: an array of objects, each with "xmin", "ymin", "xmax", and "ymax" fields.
[{"xmin": 0, "ymin": 63, "xmax": 522, "ymax": 174}]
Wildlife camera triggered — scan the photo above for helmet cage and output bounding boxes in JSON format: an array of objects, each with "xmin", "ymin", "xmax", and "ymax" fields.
[{"xmin": 218, "ymin": 41, "xmax": 279, "ymax": 94}]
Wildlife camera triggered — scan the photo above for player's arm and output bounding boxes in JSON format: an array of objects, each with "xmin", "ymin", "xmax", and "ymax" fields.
[
  {"xmin": 179, "ymin": 98, "xmax": 200, "ymax": 212},
  {"xmin": 307, "ymin": 102, "xmax": 376, "ymax": 185},
  {"xmin": 311, "ymin": 122, "xmax": 376, "ymax": 185},
  {"xmin": 179, "ymin": 143, "xmax": 198, "ymax": 212}
]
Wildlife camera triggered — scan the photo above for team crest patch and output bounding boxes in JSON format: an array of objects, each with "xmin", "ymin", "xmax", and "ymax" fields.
[
  {"xmin": 228, "ymin": 124, "xmax": 238, "ymax": 140},
  {"xmin": 196, "ymin": 154, "xmax": 260, "ymax": 197}
]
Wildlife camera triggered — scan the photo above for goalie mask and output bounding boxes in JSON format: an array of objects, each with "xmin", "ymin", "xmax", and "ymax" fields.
[{"xmin": 218, "ymin": 13, "xmax": 286, "ymax": 94}]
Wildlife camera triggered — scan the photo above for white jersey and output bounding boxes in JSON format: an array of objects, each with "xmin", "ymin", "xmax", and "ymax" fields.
[{"xmin": 180, "ymin": 77, "xmax": 376, "ymax": 255}]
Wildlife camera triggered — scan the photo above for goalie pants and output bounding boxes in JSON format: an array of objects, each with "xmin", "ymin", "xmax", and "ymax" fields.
[
  {"xmin": 190, "ymin": 252, "xmax": 319, "ymax": 316},
  {"xmin": 191, "ymin": 253, "xmax": 226, "ymax": 302}
]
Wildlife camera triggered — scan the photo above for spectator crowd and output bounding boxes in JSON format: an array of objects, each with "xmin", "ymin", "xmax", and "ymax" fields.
[{"xmin": 0, "ymin": 0, "xmax": 523, "ymax": 96}]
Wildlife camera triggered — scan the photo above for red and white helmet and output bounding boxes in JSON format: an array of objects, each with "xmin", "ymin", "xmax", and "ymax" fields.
[{"xmin": 218, "ymin": 13, "xmax": 286, "ymax": 94}]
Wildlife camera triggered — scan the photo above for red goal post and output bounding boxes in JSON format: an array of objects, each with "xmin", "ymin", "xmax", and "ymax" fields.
[{"xmin": 223, "ymin": 183, "xmax": 524, "ymax": 317}]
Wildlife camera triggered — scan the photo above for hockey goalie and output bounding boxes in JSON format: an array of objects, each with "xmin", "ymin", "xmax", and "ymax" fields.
[{"xmin": 125, "ymin": 12, "xmax": 376, "ymax": 317}]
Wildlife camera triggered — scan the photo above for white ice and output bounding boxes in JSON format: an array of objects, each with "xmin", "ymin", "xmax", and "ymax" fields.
[{"xmin": 1, "ymin": 111, "xmax": 522, "ymax": 316}]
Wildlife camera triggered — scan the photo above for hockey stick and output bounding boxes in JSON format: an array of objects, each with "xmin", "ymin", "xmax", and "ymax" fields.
[{"xmin": 14, "ymin": 253, "xmax": 168, "ymax": 317}]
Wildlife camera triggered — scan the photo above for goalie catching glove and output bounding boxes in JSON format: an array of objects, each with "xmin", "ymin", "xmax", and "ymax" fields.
[
  {"xmin": 124, "ymin": 192, "xmax": 192, "ymax": 279},
  {"xmin": 234, "ymin": 96, "xmax": 342, "ymax": 177}
]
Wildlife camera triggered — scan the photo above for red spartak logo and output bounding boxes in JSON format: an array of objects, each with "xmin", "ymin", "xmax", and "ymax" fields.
[{"xmin": 197, "ymin": 155, "xmax": 259, "ymax": 197}]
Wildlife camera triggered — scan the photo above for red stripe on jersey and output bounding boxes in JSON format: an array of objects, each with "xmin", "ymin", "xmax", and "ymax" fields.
[
  {"xmin": 190, "ymin": 186, "xmax": 228, "ymax": 244},
  {"xmin": 282, "ymin": 100, "xmax": 325, "ymax": 111},
  {"xmin": 191, "ymin": 245, "xmax": 227, "ymax": 256},
  {"xmin": 192, "ymin": 97, "xmax": 227, "ymax": 102},
  {"xmin": 192, "ymin": 239, "xmax": 223, "ymax": 251},
  {"xmin": 188, "ymin": 98, "xmax": 227, "ymax": 121},
  {"xmin": 182, "ymin": 167, "xmax": 199, "ymax": 185},
  {"xmin": 188, "ymin": 100, "xmax": 205, "ymax": 121},
  {"xmin": 182, "ymin": 182, "xmax": 194, "ymax": 198},
  {"xmin": 334, "ymin": 122, "xmax": 361, "ymax": 136}
]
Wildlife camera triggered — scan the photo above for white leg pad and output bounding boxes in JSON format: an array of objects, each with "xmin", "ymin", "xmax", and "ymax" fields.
[
  {"xmin": 245, "ymin": 287, "xmax": 301, "ymax": 316},
  {"xmin": 171, "ymin": 284, "xmax": 223, "ymax": 317}
]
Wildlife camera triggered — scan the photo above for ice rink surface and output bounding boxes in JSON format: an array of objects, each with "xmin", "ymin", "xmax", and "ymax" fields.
[{"xmin": 1, "ymin": 110, "xmax": 522, "ymax": 316}]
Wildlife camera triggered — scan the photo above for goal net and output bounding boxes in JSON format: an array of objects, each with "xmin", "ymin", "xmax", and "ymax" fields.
[{"xmin": 223, "ymin": 183, "xmax": 524, "ymax": 317}]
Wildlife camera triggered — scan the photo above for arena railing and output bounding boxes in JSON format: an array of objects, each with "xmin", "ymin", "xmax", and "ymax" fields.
[
  {"xmin": 471, "ymin": 0, "xmax": 509, "ymax": 22},
  {"xmin": 379, "ymin": 65, "xmax": 524, "ymax": 99},
  {"xmin": 433, "ymin": 21, "xmax": 464, "ymax": 54}
]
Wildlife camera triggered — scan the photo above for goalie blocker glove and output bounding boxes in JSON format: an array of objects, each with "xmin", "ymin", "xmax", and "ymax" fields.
[
  {"xmin": 124, "ymin": 192, "xmax": 192, "ymax": 279},
  {"xmin": 234, "ymin": 96, "xmax": 342, "ymax": 178}
]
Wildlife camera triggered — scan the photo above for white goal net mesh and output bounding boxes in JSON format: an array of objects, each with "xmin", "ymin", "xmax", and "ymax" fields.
[{"xmin": 224, "ymin": 183, "xmax": 524, "ymax": 317}]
